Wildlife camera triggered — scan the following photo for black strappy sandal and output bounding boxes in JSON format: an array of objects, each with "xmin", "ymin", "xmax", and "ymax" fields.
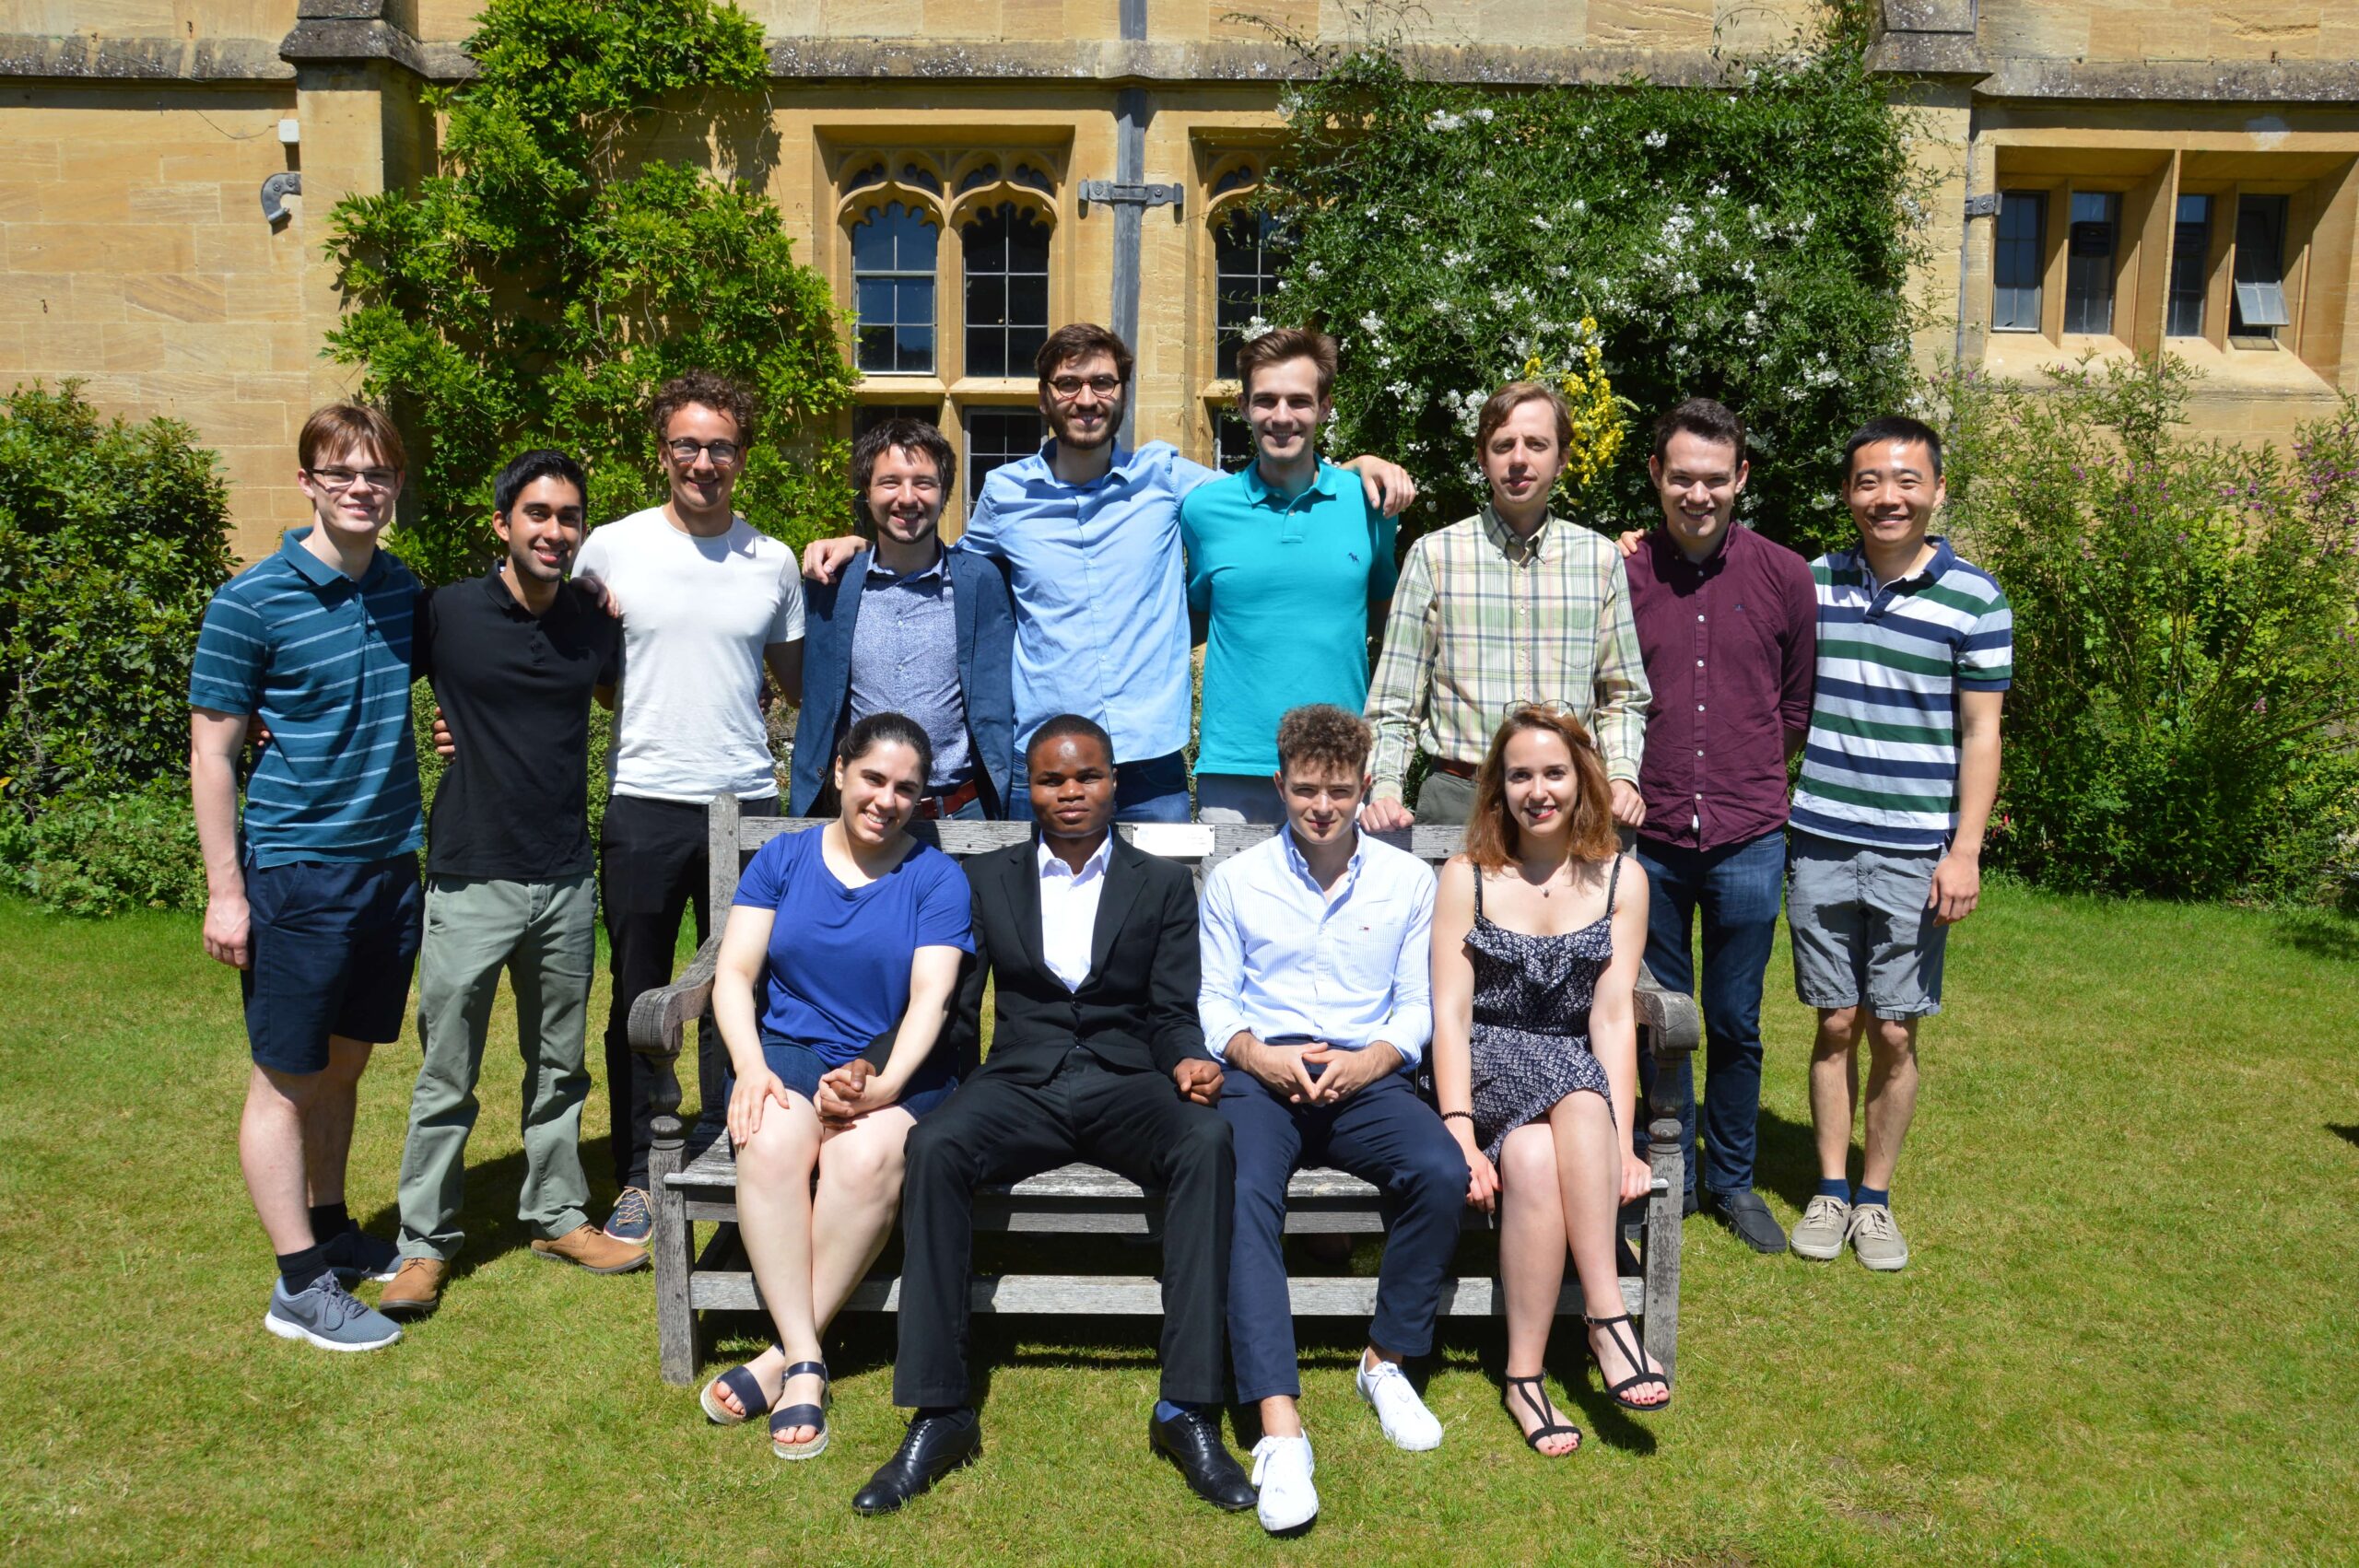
[
  {"xmin": 1586, "ymin": 1313, "xmax": 1672, "ymax": 1411},
  {"xmin": 769, "ymin": 1360, "xmax": 831, "ymax": 1460},
  {"xmin": 1502, "ymin": 1374, "xmax": 1581, "ymax": 1456}
]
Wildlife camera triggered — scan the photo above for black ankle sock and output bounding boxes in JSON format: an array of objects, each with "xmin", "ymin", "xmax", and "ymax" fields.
[
  {"xmin": 915, "ymin": 1405, "xmax": 972, "ymax": 1425},
  {"xmin": 308, "ymin": 1201, "xmax": 352, "ymax": 1240},
  {"xmin": 1855, "ymin": 1185, "xmax": 1890, "ymax": 1210},
  {"xmin": 276, "ymin": 1246, "xmax": 330, "ymax": 1293},
  {"xmin": 1815, "ymin": 1176, "xmax": 1852, "ymax": 1203}
]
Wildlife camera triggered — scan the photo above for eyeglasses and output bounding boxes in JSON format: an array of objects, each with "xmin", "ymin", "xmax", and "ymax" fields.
[
  {"xmin": 1046, "ymin": 374, "xmax": 1122, "ymax": 401},
  {"xmin": 308, "ymin": 466, "xmax": 398, "ymax": 492},
  {"xmin": 665, "ymin": 439, "xmax": 742, "ymax": 465}
]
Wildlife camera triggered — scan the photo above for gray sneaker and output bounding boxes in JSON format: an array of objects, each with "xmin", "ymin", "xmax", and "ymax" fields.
[
  {"xmin": 264, "ymin": 1275, "xmax": 404, "ymax": 1352},
  {"xmin": 1790, "ymin": 1195, "xmax": 1851, "ymax": 1261},
  {"xmin": 1847, "ymin": 1202, "xmax": 1909, "ymax": 1271}
]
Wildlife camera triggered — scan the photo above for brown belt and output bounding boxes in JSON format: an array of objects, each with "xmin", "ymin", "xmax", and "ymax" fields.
[
  {"xmin": 911, "ymin": 778, "xmax": 981, "ymax": 820},
  {"xmin": 1430, "ymin": 755, "xmax": 1481, "ymax": 780}
]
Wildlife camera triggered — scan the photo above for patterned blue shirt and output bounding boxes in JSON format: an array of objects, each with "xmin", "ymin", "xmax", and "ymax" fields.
[
  {"xmin": 957, "ymin": 439, "xmax": 1216, "ymax": 762},
  {"xmin": 187, "ymin": 530, "xmax": 423, "ymax": 866},
  {"xmin": 849, "ymin": 551, "xmax": 970, "ymax": 791}
]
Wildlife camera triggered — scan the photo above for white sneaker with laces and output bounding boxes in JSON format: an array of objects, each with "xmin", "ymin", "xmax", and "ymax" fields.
[
  {"xmin": 1356, "ymin": 1355, "xmax": 1443, "ymax": 1451},
  {"xmin": 1250, "ymin": 1433, "xmax": 1317, "ymax": 1533}
]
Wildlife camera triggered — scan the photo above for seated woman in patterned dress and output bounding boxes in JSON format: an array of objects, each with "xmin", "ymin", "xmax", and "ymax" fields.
[
  {"xmin": 1429, "ymin": 703, "xmax": 1672, "ymax": 1456},
  {"xmin": 696, "ymin": 712, "xmax": 976, "ymax": 1460}
]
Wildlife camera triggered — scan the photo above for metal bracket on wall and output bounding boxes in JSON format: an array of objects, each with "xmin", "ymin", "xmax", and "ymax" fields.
[
  {"xmin": 261, "ymin": 171, "xmax": 303, "ymax": 224},
  {"xmin": 1962, "ymin": 192, "xmax": 2001, "ymax": 219},
  {"xmin": 1078, "ymin": 180, "xmax": 1183, "ymax": 218}
]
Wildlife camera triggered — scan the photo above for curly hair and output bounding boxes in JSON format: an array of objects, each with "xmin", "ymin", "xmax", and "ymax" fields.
[
  {"xmin": 1274, "ymin": 703, "xmax": 1371, "ymax": 778},
  {"xmin": 1459, "ymin": 704, "xmax": 1619, "ymax": 871},
  {"xmin": 651, "ymin": 370, "xmax": 757, "ymax": 445}
]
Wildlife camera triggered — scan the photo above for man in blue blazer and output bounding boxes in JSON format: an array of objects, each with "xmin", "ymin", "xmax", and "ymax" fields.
[{"xmin": 791, "ymin": 418, "xmax": 1016, "ymax": 818}]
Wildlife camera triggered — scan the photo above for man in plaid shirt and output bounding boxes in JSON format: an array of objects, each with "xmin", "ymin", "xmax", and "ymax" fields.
[{"xmin": 1363, "ymin": 382, "xmax": 1650, "ymax": 830}]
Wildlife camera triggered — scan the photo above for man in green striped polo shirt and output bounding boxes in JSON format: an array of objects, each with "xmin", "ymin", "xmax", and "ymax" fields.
[{"xmin": 1786, "ymin": 415, "xmax": 2010, "ymax": 1272}]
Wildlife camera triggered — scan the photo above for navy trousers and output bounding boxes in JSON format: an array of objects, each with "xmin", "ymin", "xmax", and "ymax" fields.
[
  {"xmin": 1219, "ymin": 1063, "xmax": 1469, "ymax": 1403},
  {"xmin": 1632, "ymin": 829, "xmax": 1786, "ymax": 1200}
]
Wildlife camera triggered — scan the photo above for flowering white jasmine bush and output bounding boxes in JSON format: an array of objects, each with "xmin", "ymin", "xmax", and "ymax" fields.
[{"xmin": 1258, "ymin": 14, "xmax": 1928, "ymax": 550}]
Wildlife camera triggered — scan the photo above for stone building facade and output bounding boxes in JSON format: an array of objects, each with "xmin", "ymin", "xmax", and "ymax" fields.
[{"xmin": 1, "ymin": 1, "xmax": 2353, "ymax": 559}]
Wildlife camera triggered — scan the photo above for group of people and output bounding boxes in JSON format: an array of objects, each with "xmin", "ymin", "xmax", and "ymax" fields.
[{"xmin": 188, "ymin": 315, "xmax": 2009, "ymax": 1533}]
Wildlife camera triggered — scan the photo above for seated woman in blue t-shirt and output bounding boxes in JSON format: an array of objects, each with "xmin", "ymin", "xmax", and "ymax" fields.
[{"xmin": 697, "ymin": 711, "xmax": 975, "ymax": 1459}]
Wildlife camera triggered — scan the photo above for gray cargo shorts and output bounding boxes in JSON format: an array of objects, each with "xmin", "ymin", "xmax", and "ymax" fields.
[{"xmin": 1786, "ymin": 831, "xmax": 1948, "ymax": 1020}]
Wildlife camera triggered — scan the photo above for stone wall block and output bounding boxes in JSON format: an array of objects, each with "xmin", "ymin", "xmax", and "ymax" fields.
[
  {"xmin": 9, "ymin": 223, "xmax": 196, "ymax": 274},
  {"xmin": 123, "ymin": 273, "xmax": 231, "ymax": 322},
  {"xmin": 1586, "ymin": 0, "xmax": 1715, "ymax": 49},
  {"xmin": 127, "ymin": 181, "xmax": 226, "ymax": 224}
]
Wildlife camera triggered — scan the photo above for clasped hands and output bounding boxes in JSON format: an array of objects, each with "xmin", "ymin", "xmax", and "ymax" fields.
[
  {"xmin": 1227, "ymin": 1034, "xmax": 1400, "ymax": 1106},
  {"xmin": 727, "ymin": 1058, "xmax": 902, "ymax": 1146}
]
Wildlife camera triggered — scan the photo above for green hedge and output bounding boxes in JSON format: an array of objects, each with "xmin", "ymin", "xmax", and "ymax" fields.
[
  {"xmin": 0, "ymin": 383, "xmax": 234, "ymax": 810},
  {"xmin": 1943, "ymin": 356, "xmax": 2359, "ymax": 903}
]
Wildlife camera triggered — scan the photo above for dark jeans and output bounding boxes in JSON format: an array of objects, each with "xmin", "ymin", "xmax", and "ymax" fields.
[
  {"xmin": 1220, "ymin": 1064, "xmax": 1468, "ymax": 1402},
  {"xmin": 894, "ymin": 1055, "xmax": 1233, "ymax": 1409},
  {"xmin": 1632, "ymin": 828, "xmax": 1786, "ymax": 1200},
  {"xmin": 1010, "ymin": 748, "xmax": 1191, "ymax": 824},
  {"xmin": 596, "ymin": 791, "xmax": 776, "ymax": 1191}
]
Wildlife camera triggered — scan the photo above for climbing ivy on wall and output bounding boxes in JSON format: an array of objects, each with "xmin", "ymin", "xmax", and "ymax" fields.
[
  {"xmin": 324, "ymin": 0, "xmax": 858, "ymax": 583},
  {"xmin": 1261, "ymin": 11, "xmax": 1931, "ymax": 551}
]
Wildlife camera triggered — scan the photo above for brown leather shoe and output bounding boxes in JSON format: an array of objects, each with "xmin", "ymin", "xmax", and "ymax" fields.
[
  {"xmin": 532, "ymin": 1223, "xmax": 649, "ymax": 1275},
  {"xmin": 379, "ymin": 1257, "xmax": 447, "ymax": 1319}
]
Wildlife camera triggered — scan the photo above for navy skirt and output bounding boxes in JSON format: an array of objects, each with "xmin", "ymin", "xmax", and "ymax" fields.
[{"xmin": 735, "ymin": 1035, "xmax": 960, "ymax": 1120}]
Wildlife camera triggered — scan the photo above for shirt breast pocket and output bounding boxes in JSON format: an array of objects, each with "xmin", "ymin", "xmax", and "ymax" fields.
[{"xmin": 1327, "ymin": 895, "xmax": 1406, "ymax": 1000}]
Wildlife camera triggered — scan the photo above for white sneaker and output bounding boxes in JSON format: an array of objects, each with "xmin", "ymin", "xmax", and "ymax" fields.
[
  {"xmin": 1356, "ymin": 1355, "xmax": 1443, "ymax": 1451},
  {"xmin": 1250, "ymin": 1433, "xmax": 1317, "ymax": 1533}
]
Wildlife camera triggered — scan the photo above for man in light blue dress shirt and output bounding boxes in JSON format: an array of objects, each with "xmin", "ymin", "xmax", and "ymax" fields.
[
  {"xmin": 1196, "ymin": 704, "xmax": 1470, "ymax": 1533},
  {"xmin": 805, "ymin": 322, "xmax": 1417, "ymax": 821}
]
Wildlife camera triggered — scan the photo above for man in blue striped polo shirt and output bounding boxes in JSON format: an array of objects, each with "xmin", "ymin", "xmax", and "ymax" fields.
[
  {"xmin": 190, "ymin": 404, "xmax": 424, "ymax": 1352},
  {"xmin": 1785, "ymin": 415, "xmax": 2010, "ymax": 1273}
]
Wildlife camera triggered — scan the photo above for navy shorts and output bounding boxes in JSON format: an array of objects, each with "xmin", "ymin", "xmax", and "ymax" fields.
[
  {"xmin": 734, "ymin": 1035, "xmax": 960, "ymax": 1120},
  {"xmin": 241, "ymin": 854, "xmax": 424, "ymax": 1075}
]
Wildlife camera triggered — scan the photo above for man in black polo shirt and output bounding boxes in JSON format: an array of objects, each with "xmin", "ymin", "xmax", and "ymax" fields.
[{"xmin": 381, "ymin": 451, "xmax": 646, "ymax": 1318}]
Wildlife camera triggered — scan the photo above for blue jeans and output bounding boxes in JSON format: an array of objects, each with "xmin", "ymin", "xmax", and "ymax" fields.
[
  {"xmin": 1632, "ymin": 829, "xmax": 1786, "ymax": 1199},
  {"xmin": 1010, "ymin": 748, "xmax": 1191, "ymax": 824},
  {"xmin": 1219, "ymin": 1061, "xmax": 1468, "ymax": 1401}
]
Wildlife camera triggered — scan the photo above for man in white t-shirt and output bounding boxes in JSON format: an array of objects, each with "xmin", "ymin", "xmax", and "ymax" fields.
[{"xmin": 571, "ymin": 371, "xmax": 804, "ymax": 1243}]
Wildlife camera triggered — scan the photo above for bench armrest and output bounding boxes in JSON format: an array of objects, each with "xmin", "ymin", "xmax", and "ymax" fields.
[
  {"xmin": 1633, "ymin": 965, "xmax": 1702, "ymax": 1064},
  {"xmin": 627, "ymin": 931, "xmax": 724, "ymax": 1061}
]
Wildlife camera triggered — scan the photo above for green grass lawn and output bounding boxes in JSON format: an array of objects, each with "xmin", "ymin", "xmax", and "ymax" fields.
[{"xmin": 4, "ymin": 884, "xmax": 2355, "ymax": 1566}]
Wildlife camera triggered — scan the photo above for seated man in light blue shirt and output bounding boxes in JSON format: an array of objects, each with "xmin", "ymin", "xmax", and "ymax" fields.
[
  {"xmin": 1184, "ymin": 328, "xmax": 1398, "ymax": 825},
  {"xmin": 805, "ymin": 323, "xmax": 1416, "ymax": 822},
  {"xmin": 1196, "ymin": 704, "xmax": 1470, "ymax": 1534}
]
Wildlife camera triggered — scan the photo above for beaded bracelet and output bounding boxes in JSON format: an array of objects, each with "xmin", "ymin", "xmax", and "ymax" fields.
[{"xmin": 1439, "ymin": 1110, "xmax": 1473, "ymax": 1124}]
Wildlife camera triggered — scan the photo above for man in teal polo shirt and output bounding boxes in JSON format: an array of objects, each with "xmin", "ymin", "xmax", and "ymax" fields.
[{"xmin": 1183, "ymin": 328, "xmax": 1399, "ymax": 823}]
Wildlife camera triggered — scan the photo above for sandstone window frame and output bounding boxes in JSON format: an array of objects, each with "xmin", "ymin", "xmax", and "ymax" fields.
[
  {"xmin": 1982, "ymin": 142, "xmax": 2350, "ymax": 383},
  {"xmin": 829, "ymin": 141, "xmax": 1072, "ymax": 536},
  {"xmin": 1190, "ymin": 143, "xmax": 1292, "ymax": 476}
]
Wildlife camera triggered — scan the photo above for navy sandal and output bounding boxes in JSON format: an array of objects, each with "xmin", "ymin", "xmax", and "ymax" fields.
[
  {"xmin": 1586, "ymin": 1313, "xmax": 1672, "ymax": 1411},
  {"xmin": 769, "ymin": 1361, "xmax": 830, "ymax": 1460},
  {"xmin": 698, "ymin": 1346, "xmax": 784, "ymax": 1426},
  {"xmin": 1502, "ymin": 1374, "xmax": 1581, "ymax": 1456}
]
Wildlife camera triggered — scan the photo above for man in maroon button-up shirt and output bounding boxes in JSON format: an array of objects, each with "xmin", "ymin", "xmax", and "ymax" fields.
[{"xmin": 1618, "ymin": 398, "xmax": 1816, "ymax": 1255}]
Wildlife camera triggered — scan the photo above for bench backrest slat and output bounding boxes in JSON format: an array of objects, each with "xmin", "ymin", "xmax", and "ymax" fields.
[{"xmin": 708, "ymin": 798, "xmax": 1467, "ymax": 910}]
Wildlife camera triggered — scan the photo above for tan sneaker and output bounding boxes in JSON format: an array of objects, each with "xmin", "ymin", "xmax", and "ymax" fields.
[
  {"xmin": 1790, "ymin": 1195, "xmax": 1851, "ymax": 1261},
  {"xmin": 379, "ymin": 1257, "xmax": 447, "ymax": 1319},
  {"xmin": 1846, "ymin": 1203, "xmax": 1909, "ymax": 1271},
  {"xmin": 532, "ymin": 1223, "xmax": 649, "ymax": 1274}
]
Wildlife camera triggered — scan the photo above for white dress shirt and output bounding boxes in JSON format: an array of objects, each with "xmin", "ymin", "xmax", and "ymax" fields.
[
  {"xmin": 1197, "ymin": 827, "xmax": 1436, "ymax": 1067},
  {"xmin": 1037, "ymin": 835, "xmax": 1115, "ymax": 991}
]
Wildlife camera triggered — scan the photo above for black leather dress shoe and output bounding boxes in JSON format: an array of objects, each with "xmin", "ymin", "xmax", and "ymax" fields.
[
  {"xmin": 1147, "ymin": 1408, "xmax": 1256, "ymax": 1512},
  {"xmin": 851, "ymin": 1410, "xmax": 981, "ymax": 1515},
  {"xmin": 1708, "ymin": 1188, "xmax": 1790, "ymax": 1255}
]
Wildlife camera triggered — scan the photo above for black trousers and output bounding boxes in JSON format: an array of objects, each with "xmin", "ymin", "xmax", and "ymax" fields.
[
  {"xmin": 596, "ymin": 791, "xmax": 776, "ymax": 1190},
  {"xmin": 894, "ymin": 1054, "xmax": 1234, "ymax": 1409}
]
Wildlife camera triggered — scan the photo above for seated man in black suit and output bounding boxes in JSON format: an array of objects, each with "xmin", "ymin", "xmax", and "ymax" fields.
[{"xmin": 851, "ymin": 716, "xmax": 1252, "ymax": 1516}]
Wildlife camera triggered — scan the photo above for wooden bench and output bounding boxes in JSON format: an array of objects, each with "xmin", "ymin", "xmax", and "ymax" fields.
[{"xmin": 628, "ymin": 799, "xmax": 1702, "ymax": 1389}]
